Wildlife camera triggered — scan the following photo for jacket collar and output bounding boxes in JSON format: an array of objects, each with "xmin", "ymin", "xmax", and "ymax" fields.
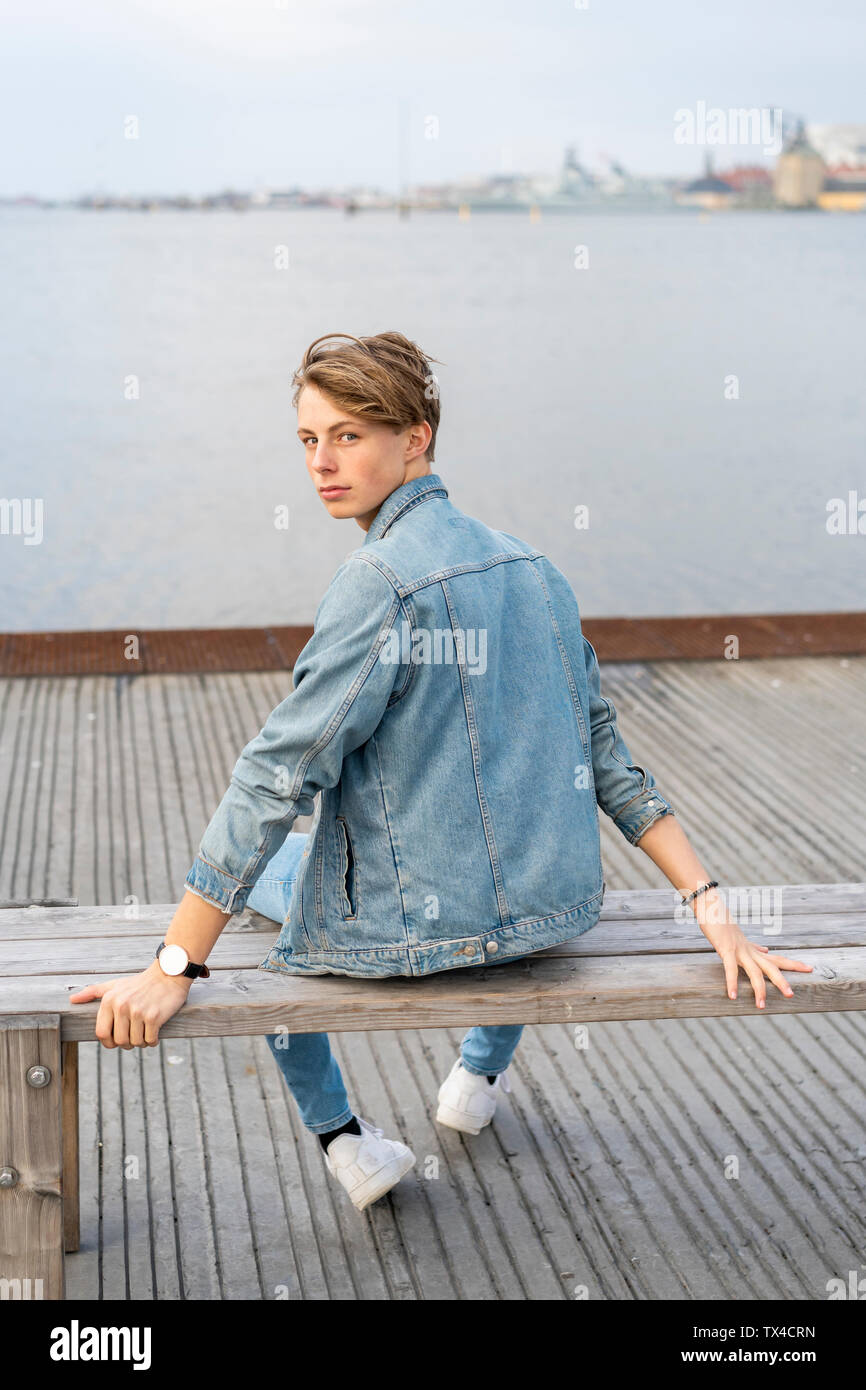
[{"xmin": 362, "ymin": 472, "xmax": 448, "ymax": 546}]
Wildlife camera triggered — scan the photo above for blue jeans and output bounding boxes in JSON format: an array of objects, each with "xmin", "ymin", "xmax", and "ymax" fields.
[{"xmin": 247, "ymin": 831, "xmax": 525, "ymax": 1133}]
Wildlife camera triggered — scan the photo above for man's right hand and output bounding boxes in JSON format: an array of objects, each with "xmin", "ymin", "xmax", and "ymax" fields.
[{"xmin": 69, "ymin": 961, "xmax": 193, "ymax": 1049}]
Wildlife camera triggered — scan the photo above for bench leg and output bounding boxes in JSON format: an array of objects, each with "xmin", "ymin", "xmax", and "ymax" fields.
[
  {"xmin": 0, "ymin": 1014, "xmax": 65, "ymax": 1300},
  {"xmin": 62, "ymin": 1042, "xmax": 79, "ymax": 1254}
]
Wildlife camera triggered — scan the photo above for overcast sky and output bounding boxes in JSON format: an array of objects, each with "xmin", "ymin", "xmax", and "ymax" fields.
[{"xmin": 1, "ymin": 0, "xmax": 863, "ymax": 199}]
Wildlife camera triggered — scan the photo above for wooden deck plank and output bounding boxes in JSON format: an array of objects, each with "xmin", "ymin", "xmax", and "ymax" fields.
[
  {"xmin": 337, "ymin": 1030, "xmax": 458, "ymax": 1300},
  {"xmin": 494, "ymin": 1021, "xmax": 664, "ymax": 1300},
  {"xmin": 63, "ymin": 1026, "xmax": 101, "ymax": 1298},
  {"xmin": 138, "ymin": 1047, "xmax": 183, "ymax": 1299},
  {"xmin": 253, "ymin": 1034, "xmax": 330, "ymax": 1300},
  {"xmin": 383, "ymin": 1028, "xmax": 505, "ymax": 1299},
  {"xmin": 192, "ymin": 1033, "xmax": 263, "ymax": 1299},
  {"xmin": 631, "ymin": 1013, "xmax": 866, "ymax": 1295},
  {"xmin": 97, "ymin": 1031, "xmax": 134, "ymax": 1299},
  {"xmin": 259, "ymin": 1028, "xmax": 393, "ymax": 1301},
  {"xmin": 161, "ymin": 1036, "xmax": 222, "ymax": 1299},
  {"xmin": 517, "ymin": 1018, "xmax": 710, "ymax": 1298},
  {"xmin": 326, "ymin": 1034, "xmax": 423, "ymax": 1300}
]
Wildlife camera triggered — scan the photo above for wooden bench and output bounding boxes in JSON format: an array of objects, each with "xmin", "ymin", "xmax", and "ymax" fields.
[{"xmin": 1, "ymin": 881, "xmax": 864, "ymax": 1300}]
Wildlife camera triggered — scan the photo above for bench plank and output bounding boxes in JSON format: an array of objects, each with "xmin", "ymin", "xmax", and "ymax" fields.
[
  {"xmin": 0, "ymin": 946, "xmax": 862, "ymax": 1040},
  {"xmin": 1, "ymin": 882, "xmax": 863, "ymax": 938},
  {"xmin": 2, "ymin": 910, "xmax": 866, "ymax": 976}
]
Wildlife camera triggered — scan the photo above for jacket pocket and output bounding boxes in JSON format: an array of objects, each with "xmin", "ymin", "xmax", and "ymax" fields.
[{"xmin": 335, "ymin": 815, "xmax": 358, "ymax": 919}]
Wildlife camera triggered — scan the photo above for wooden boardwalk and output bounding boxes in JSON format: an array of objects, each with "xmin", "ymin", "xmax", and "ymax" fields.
[{"xmin": 1, "ymin": 653, "xmax": 865, "ymax": 1300}]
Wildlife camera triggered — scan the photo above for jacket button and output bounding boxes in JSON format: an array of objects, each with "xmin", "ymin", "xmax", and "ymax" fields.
[{"xmin": 485, "ymin": 940, "xmax": 498, "ymax": 953}]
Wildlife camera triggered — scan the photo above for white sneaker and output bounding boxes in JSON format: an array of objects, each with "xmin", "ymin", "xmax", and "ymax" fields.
[
  {"xmin": 436, "ymin": 1056, "xmax": 512, "ymax": 1135},
  {"xmin": 323, "ymin": 1116, "xmax": 416, "ymax": 1212}
]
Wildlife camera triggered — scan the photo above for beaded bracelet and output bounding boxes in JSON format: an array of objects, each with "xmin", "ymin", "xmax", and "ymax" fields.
[{"xmin": 681, "ymin": 879, "xmax": 719, "ymax": 907}]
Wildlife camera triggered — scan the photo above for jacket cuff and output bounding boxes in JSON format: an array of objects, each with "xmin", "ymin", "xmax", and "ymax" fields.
[
  {"xmin": 184, "ymin": 852, "xmax": 250, "ymax": 914},
  {"xmin": 613, "ymin": 790, "xmax": 676, "ymax": 846}
]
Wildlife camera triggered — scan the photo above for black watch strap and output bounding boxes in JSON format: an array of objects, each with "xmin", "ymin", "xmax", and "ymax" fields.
[{"xmin": 156, "ymin": 941, "xmax": 211, "ymax": 979}]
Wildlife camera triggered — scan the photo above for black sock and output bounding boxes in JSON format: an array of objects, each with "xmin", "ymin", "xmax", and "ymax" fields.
[
  {"xmin": 460, "ymin": 1060, "xmax": 498, "ymax": 1085},
  {"xmin": 318, "ymin": 1115, "xmax": 362, "ymax": 1151}
]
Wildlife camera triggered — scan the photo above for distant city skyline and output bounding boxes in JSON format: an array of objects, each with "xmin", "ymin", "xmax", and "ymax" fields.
[
  {"xmin": 1, "ymin": 0, "xmax": 863, "ymax": 200},
  {"xmin": 0, "ymin": 142, "xmax": 785, "ymax": 208}
]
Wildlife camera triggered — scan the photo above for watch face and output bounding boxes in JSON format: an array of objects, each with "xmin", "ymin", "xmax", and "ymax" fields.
[{"xmin": 159, "ymin": 944, "xmax": 188, "ymax": 976}]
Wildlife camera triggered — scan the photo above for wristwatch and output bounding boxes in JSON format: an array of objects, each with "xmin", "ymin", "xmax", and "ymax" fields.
[{"xmin": 155, "ymin": 941, "xmax": 211, "ymax": 980}]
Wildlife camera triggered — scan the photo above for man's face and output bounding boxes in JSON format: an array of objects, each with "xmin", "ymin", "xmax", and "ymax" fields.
[{"xmin": 297, "ymin": 384, "xmax": 432, "ymax": 531}]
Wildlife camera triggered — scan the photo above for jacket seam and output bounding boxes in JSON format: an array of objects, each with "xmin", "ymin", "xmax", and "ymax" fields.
[
  {"xmin": 379, "ymin": 488, "xmax": 447, "ymax": 535},
  {"xmin": 234, "ymin": 585, "xmax": 401, "ymax": 903},
  {"xmin": 356, "ymin": 548, "xmax": 546, "ymax": 598},
  {"xmin": 400, "ymin": 551, "xmax": 545, "ymax": 599},
  {"xmin": 367, "ymin": 481, "xmax": 448, "ymax": 540},
  {"xmin": 440, "ymin": 577, "xmax": 510, "ymax": 929},
  {"xmin": 185, "ymin": 881, "xmax": 236, "ymax": 912},
  {"xmin": 192, "ymin": 851, "xmax": 246, "ymax": 885},
  {"xmin": 527, "ymin": 562, "xmax": 597, "ymax": 809},
  {"xmin": 613, "ymin": 786, "xmax": 657, "ymax": 820},
  {"xmin": 386, "ymin": 592, "xmax": 420, "ymax": 706},
  {"xmin": 281, "ymin": 587, "xmax": 401, "ymax": 813},
  {"xmin": 607, "ymin": 717, "xmax": 648, "ymax": 784},
  {"xmin": 355, "ymin": 551, "xmax": 403, "ymax": 591},
  {"xmin": 290, "ymin": 842, "xmax": 316, "ymax": 951},
  {"xmin": 372, "ymin": 733, "xmax": 413, "ymax": 954}
]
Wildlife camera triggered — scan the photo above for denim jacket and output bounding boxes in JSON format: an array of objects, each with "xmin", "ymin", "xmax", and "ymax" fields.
[{"xmin": 184, "ymin": 473, "xmax": 675, "ymax": 977}]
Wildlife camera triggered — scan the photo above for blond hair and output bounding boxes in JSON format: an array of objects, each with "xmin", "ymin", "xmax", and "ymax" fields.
[{"xmin": 292, "ymin": 331, "xmax": 443, "ymax": 463}]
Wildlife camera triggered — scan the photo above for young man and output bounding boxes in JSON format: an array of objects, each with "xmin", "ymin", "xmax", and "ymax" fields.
[{"xmin": 71, "ymin": 331, "xmax": 811, "ymax": 1213}]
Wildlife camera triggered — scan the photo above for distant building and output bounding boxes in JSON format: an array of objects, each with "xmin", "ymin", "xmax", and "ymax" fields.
[
  {"xmin": 265, "ymin": 188, "xmax": 310, "ymax": 208},
  {"xmin": 717, "ymin": 165, "xmax": 772, "ymax": 192},
  {"xmin": 715, "ymin": 165, "xmax": 774, "ymax": 208},
  {"xmin": 675, "ymin": 154, "xmax": 736, "ymax": 209},
  {"xmin": 817, "ymin": 166, "xmax": 866, "ymax": 212},
  {"xmin": 773, "ymin": 122, "xmax": 826, "ymax": 207},
  {"xmin": 806, "ymin": 124, "xmax": 866, "ymax": 168},
  {"xmin": 809, "ymin": 128, "xmax": 866, "ymax": 209}
]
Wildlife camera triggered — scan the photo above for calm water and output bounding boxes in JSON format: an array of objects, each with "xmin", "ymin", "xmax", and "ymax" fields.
[{"xmin": 1, "ymin": 207, "xmax": 863, "ymax": 631}]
